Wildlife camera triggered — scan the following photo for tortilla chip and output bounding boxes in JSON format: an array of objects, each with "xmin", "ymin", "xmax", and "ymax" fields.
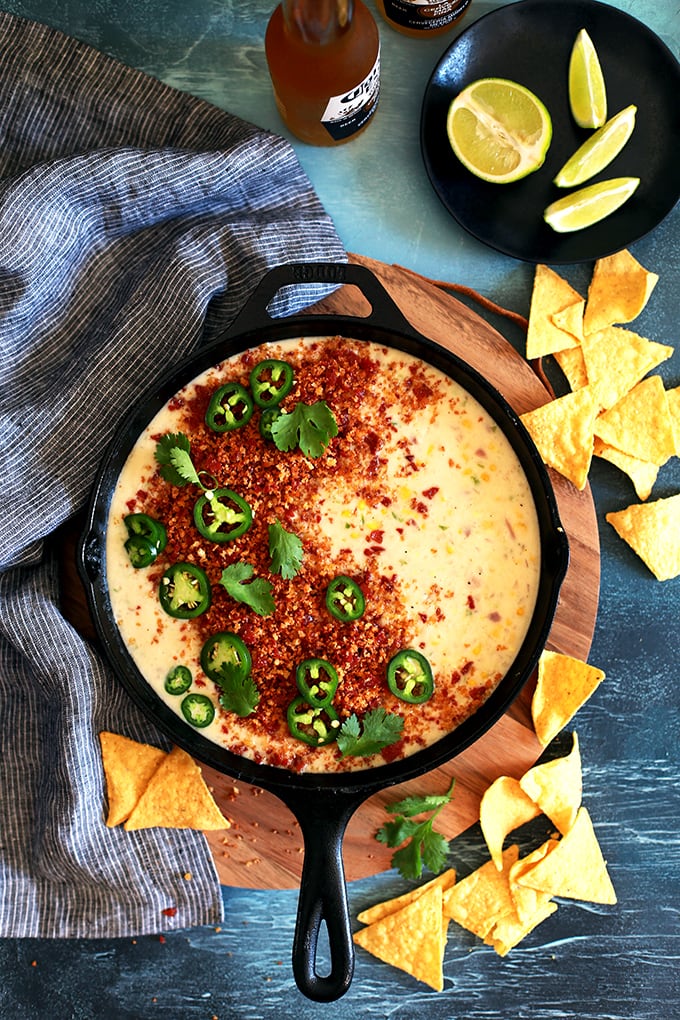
[
  {"xmin": 553, "ymin": 344, "xmax": 589, "ymax": 391},
  {"xmin": 667, "ymin": 385, "xmax": 680, "ymax": 455},
  {"xmin": 580, "ymin": 327, "xmax": 672, "ymax": 411},
  {"xmin": 479, "ymin": 777, "xmax": 541, "ymax": 870},
  {"xmin": 124, "ymin": 746, "xmax": 229, "ymax": 831},
  {"xmin": 593, "ymin": 437, "xmax": 659, "ymax": 501},
  {"xmin": 484, "ymin": 899, "xmax": 557, "ymax": 957},
  {"xmin": 526, "ymin": 265, "xmax": 583, "ymax": 359},
  {"xmin": 520, "ymin": 386, "xmax": 598, "ymax": 490},
  {"xmin": 584, "ymin": 249, "xmax": 659, "ymax": 334},
  {"xmin": 531, "ymin": 651, "xmax": 605, "ymax": 747},
  {"xmin": 519, "ymin": 733, "xmax": 581, "ymax": 834},
  {"xmin": 551, "ymin": 301, "xmax": 585, "ymax": 343},
  {"xmin": 515, "ymin": 807, "xmax": 617, "ymax": 904},
  {"xmin": 357, "ymin": 869, "xmax": 456, "ymax": 925},
  {"xmin": 442, "ymin": 846, "xmax": 519, "ymax": 939},
  {"xmin": 353, "ymin": 884, "xmax": 447, "ymax": 991},
  {"xmin": 593, "ymin": 375, "xmax": 676, "ymax": 467},
  {"xmin": 508, "ymin": 839, "xmax": 560, "ymax": 925},
  {"xmin": 606, "ymin": 493, "xmax": 680, "ymax": 581},
  {"xmin": 99, "ymin": 731, "xmax": 167, "ymax": 827}
]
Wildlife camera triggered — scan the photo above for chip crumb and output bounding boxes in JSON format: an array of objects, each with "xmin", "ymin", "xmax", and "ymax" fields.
[{"xmin": 183, "ymin": 872, "xmax": 193, "ymax": 881}]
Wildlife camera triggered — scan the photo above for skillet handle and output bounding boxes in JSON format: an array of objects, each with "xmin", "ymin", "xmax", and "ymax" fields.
[
  {"xmin": 223, "ymin": 261, "xmax": 417, "ymax": 339},
  {"xmin": 279, "ymin": 788, "xmax": 364, "ymax": 1002}
]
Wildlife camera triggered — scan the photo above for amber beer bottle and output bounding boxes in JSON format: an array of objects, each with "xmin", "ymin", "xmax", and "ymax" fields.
[
  {"xmin": 376, "ymin": 0, "xmax": 472, "ymax": 37},
  {"xmin": 265, "ymin": 0, "xmax": 381, "ymax": 146}
]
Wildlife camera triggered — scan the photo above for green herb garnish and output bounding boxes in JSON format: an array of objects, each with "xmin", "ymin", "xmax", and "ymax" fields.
[
  {"xmin": 268, "ymin": 519, "xmax": 304, "ymax": 579},
  {"xmin": 212, "ymin": 662, "xmax": 260, "ymax": 718},
  {"xmin": 270, "ymin": 400, "xmax": 338, "ymax": 458},
  {"xmin": 376, "ymin": 779, "xmax": 456, "ymax": 880},
  {"xmin": 336, "ymin": 708, "xmax": 404, "ymax": 758},
  {"xmin": 154, "ymin": 432, "xmax": 216, "ymax": 489},
  {"xmin": 219, "ymin": 562, "xmax": 275, "ymax": 617}
]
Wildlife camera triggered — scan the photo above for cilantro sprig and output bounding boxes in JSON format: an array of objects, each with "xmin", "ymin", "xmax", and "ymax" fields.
[
  {"xmin": 268, "ymin": 519, "xmax": 304, "ymax": 579},
  {"xmin": 376, "ymin": 779, "xmax": 456, "ymax": 880},
  {"xmin": 270, "ymin": 400, "xmax": 338, "ymax": 458},
  {"xmin": 212, "ymin": 662, "xmax": 260, "ymax": 718},
  {"xmin": 219, "ymin": 563, "xmax": 275, "ymax": 617},
  {"xmin": 154, "ymin": 432, "xmax": 214, "ymax": 489},
  {"xmin": 336, "ymin": 708, "xmax": 404, "ymax": 758}
]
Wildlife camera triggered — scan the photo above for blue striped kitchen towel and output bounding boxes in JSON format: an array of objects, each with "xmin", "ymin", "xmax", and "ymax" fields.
[{"xmin": 0, "ymin": 11, "xmax": 345, "ymax": 937}]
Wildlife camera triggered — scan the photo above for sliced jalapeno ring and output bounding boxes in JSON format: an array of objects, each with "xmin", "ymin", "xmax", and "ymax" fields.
[
  {"xmin": 387, "ymin": 649, "xmax": 434, "ymax": 704},
  {"xmin": 205, "ymin": 382, "xmax": 254, "ymax": 432},
  {"xmin": 326, "ymin": 575, "xmax": 365, "ymax": 622},
  {"xmin": 158, "ymin": 562, "xmax": 211, "ymax": 619},
  {"xmin": 295, "ymin": 657, "xmax": 339, "ymax": 708},
  {"xmin": 164, "ymin": 664, "xmax": 193, "ymax": 695},
  {"xmin": 123, "ymin": 512, "xmax": 167, "ymax": 567},
  {"xmin": 286, "ymin": 696, "xmax": 340, "ymax": 747},
  {"xmin": 124, "ymin": 534, "xmax": 156, "ymax": 569},
  {"xmin": 249, "ymin": 359, "xmax": 294, "ymax": 408},
  {"xmin": 259, "ymin": 406, "xmax": 283, "ymax": 442},
  {"xmin": 193, "ymin": 488, "xmax": 253, "ymax": 543},
  {"xmin": 200, "ymin": 631, "xmax": 252, "ymax": 683},
  {"xmin": 181, "ymin": 692, "xmax": 215, "ymax": 728}
]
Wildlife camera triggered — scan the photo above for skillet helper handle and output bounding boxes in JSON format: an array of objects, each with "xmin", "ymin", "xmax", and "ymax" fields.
[
  {"xmin": 223, "ymin": 260, "xmax": 417, "ymax": 339},
  {"xmin": 281, "ymin": 789, "xmax": 362, "ymax": 1002}
]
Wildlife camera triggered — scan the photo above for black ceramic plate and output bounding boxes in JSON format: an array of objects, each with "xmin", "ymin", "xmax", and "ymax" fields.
[{"xmin": 420, "ymin": 0, "xmax": 680, "ymax": 263}]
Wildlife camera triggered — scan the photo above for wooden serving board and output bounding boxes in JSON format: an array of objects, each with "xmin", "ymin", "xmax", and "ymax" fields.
[{"xmin": 60, "ymin": 255, "xmax": 600, "ymax": 890}]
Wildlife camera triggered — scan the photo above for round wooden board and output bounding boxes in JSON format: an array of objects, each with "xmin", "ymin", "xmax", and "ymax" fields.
[
  {"xmin": 59, "ymin": 255, "xmax": 600, "ymax": 890},
  {"xmin": 201, "ymin": 255, "xmax": 601, "ymax": 888}
]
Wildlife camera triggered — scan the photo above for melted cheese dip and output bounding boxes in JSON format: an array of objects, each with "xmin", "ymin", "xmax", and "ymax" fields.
[{"xmin": 107, "ymin": 337, "xmax": 541, "ymax": 772}]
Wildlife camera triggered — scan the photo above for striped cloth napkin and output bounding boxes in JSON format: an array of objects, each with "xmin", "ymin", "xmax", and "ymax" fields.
[{"xmin": 0, "ymin": 12, "xmax": 345, "ymax": 937}]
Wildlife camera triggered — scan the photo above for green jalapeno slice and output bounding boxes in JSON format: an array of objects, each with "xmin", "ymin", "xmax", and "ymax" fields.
[
  {"xmin": 325, "ymin": 575, "xmax": 365, "ymax": 622},
  {"xmin": 158, "ymin": 562, "xmax": 211, "ymax": 619},
  {"xmin": 181, "ymin": 692, "xmax": 215, "ymax": 728},
  {"xmin": 123, "ymin": 512, "xmax": 167, "ymax": 568},
  {"xmin": 286, "ymin": 696, "xmax": 340, "ymax": 747},
  {"xmin": 249, "ymin": 359, "xmax": 294, "ymax": 408},
  {"xmin": 200, "ymin": 631, "xmax": 252, "ymax": 683},
  {"xmin": 386, "ymin": 649, "xmax": 434, "ymax": 704},
  {"xmin": 164, "ymin": 664, "xmax": 193, "ymax": 695},
  {"xmin": 206, "ymin": 382, "xmax": 254, "ymax": 432},
  {"xmin": 295, "ymin": 657, "xmax": 339, "ymax": 708},
  {"xmin": 193, "ymin": 488, "xmax": 253, "ymax": 543},
  {"xmin": 259, "ymin": 406, "xmax": 283, "ymax": 442}
]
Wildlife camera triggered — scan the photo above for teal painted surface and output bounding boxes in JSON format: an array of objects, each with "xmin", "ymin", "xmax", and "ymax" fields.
[{"xmin": 0, "ymin": 1, "xmax": 679, "ymax": 1016}]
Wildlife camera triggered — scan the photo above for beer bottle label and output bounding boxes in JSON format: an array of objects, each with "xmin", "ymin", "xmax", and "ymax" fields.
[
  {"xmin": 381, "ymin": 0, "xmax": 471, "ymax": 32},
  {"xmin": 321, "ymin": 51, "xmax": 380, "ymax": 141}
]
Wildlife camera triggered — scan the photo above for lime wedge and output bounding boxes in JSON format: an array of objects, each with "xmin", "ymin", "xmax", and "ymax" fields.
[
  {"xmin": 446, "ymin": 78, "xmax": 552, "ymax": 184},
  {"xmin": 569, "ymin": 28, "xmax": 607, "ymax": 129},
  {"xmin": 554, "ymin": 104, "xmax": 637, "ymax": 187},
  {"xmin": 544, "ymin": 177, "xmax": 640, "ymax": 233}
]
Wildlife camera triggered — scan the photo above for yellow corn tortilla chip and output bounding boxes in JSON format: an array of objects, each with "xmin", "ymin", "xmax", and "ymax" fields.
[
  {"xmin": 520, "ymin": 386, "xmax": 598, "ymax": 490},
  {"xmin": 124, "ymin": 746, "xmax": 229, "ymax": 831},
  {"xmin": 357, "ymin": 868, "xmax": 456, "ymax": 925},
  {"xmin": 353, "ymin": 884, "xmax": 447, "ymax": 991},
  {"xmin": 526, "ymin": 264, "xmax": 583, "ymax": 359},
  {"xmin": 593, "ymin": 437, "xmax": 659, "ymax": 501},
  {"xmin": 508, "ymin": 839, "xmax": 560, "ymax": 925},
  {"xmin": 584, "ymin": 249, "xmax": 659, "ymax": 334},
  {"xmin": 667, "ymin": 385, "xmax": 680, "ymax": 455},
  {"xmin": 593, "ymin": 375, "xmax": 676, "ymax": 467},
  {"xmin": 484, "ymin": 898, "xmax": 557, "ymax": 957},
  {"xmin": 580, "ymin": 327, "xmax": 672, "ymax": 411},
  {"xmin": 479, "ymin": 777, "xmax": 541, "ymax": 871},
  {"xmin": 515, "ymin": 807, "xmax": 617, "ymax": 904},
  {"xmin": 99, "ymin": 731, "xmax": 167, "ymax": 827},
  {"xmin": 531, "ymin": 651, "xmax": 605, "ymax": 747},
  {"xmin": 442, "ymin": 846, "xmax": 519, "ymax": 939},
  {"xmin": 553, "ymin": 344, "xmax": 588, "ymax": 391},
  {"xmin": 550, "ymin": 300, "xmax": 585, "ymax": 343},
  {"xmin": 606, "ymin": 493, "xmax": 680, "ymax": 581},
  {"xmin": 519, "ymin": 733, "xmax": 581, "ymax": 834}
]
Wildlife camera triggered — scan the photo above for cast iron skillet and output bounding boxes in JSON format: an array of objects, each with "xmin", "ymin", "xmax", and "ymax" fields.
[{"xmin": 79, "ymin": 262, "xmax": 569, "ymax": 1001}]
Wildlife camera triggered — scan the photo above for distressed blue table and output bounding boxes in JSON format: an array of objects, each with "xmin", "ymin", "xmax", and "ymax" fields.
[{"xmin": 1, "ymin": 2, "xmax": 678, "ymax": 1017}]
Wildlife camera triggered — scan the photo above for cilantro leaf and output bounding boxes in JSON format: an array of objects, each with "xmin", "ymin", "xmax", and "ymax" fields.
[
  {"xmin": 270, "ymin": 400, "xmax": 338, "ymax": 458},
  {"xmin": 219, "ymin": 562, "xmax": 275, "ymax": 617},
  {"xmin": 336, "ymin": 708, "xmax": 404, "ymax": 758},
  {"xmin": 268, "ymin": 519, "xmax": 304, "ymax": 579},
  {"xmin": 375, "ymin": 779, "xmax": 455, "ymax": 881},
  {"xmin": 155, "ymin": 432, "xmax": 196, "ymax": 486},
  {"xmin": 212, "ymin": 662, "xmax": 260, "ymax": 717}
]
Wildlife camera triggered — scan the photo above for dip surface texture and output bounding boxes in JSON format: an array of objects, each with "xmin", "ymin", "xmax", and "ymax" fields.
[{"xmin": 107, "ymin": 337, "xmax": 541, "ymax": 772}]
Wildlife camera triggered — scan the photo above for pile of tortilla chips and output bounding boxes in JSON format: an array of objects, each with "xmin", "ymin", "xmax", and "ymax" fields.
[
  {"xmin": 99, "ymin": 731, "xmax": 229, "ymax": 831},
  {"xmin": 354, "ymin": 650, "xmax": 611, "ymax": 989},
  {"xmin": 520, "ymin": 250, "xmax": 680, "ymax": 581}
]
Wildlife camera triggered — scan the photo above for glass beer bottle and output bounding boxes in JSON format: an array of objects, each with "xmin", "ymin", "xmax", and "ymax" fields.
[
  {"xmin": 376, "ymin": 0, "xmax": 472, "ymax": 37},
  {"xmin": 265, "ymin": 0, "xmax": 381, "ymax": 146}
]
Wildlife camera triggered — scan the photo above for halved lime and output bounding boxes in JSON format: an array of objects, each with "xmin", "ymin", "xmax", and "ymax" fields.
[
  {"xmin": 554, "ymin": 104, "xmax": 637, "ymax": 187},
  {"xmin": 446, "ymin": 78, "xmax": 552, "ymax": 184},
  {"xmin": 544, "ymin": 177, "xmax": 640, "ymax": 233},
  {"xmin": 569, "ymin": 28, "xmax": 607, "ymax": 129}
]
